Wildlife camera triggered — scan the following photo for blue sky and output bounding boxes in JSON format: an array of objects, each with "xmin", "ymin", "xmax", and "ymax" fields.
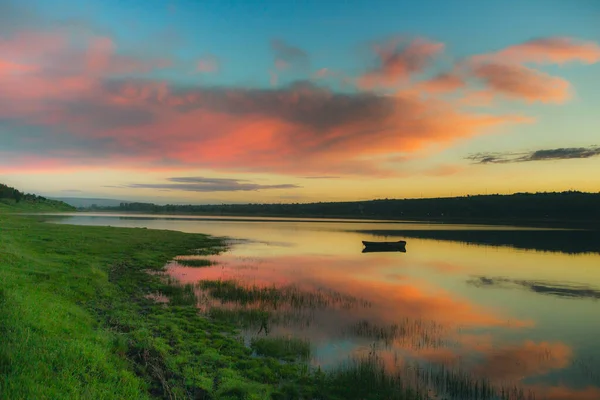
[{"xmin": 1, "ymin": 0, "xmax": 599, "ymax": 202}]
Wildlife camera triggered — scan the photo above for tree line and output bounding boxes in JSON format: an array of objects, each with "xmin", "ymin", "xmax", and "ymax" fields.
[{"xmin": 104, "ymin": 191, "xmax": 600, "ymax": 223}]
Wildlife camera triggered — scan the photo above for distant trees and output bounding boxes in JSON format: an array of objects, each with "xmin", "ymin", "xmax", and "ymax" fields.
[{"xmin": 102, "ymin": 191, "xmax": 600, "ymax": 222}]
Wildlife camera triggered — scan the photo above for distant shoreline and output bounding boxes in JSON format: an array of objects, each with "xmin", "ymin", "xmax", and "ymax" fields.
[{"xmin": 59, "ymin": 209, "xmax": 598, "ymax": 230}]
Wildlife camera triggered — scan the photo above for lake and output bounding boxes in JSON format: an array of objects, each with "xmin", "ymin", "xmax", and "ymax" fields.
[{"xmin": 48, "ymin": 213, "xmax": 600, "ymax": 399}]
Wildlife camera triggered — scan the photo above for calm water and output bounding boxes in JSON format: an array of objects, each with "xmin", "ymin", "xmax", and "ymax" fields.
[{"xmin": 50, "ymin": 213, "xmax": 600, "ymax": 399}]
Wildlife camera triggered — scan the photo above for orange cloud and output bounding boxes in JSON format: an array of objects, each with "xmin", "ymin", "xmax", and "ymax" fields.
[
  {"xmin": 3, "ymin": 30, "xmax": 597, "ymax": 177},
  {"xmin": 359, "ymin": 37, "xmax": 444, "ymax": 89},
  {"xmin": 474, "ymin": 340, "xmax": 572, "ymax": 382},
  {"xmin": 526, "ymin": 385, "xmax": 600, "ymax": 400}
]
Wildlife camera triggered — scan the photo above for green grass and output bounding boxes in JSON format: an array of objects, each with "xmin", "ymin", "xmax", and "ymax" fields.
[
  {"xmin": 0, "ymin": 197, "xmax": 75, "ymax": 213},
  {"xmin": 251, "ymin": 337, "xmax": 311, "ymax": 362}
]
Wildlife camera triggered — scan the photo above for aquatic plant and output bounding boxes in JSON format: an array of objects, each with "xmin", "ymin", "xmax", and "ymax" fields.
[
  {"xmin": 251, "ymin": 336, "xmax": 311, "ymax": 362},
  {"xmin": 174, "ymin": 258, "xmax": 217, "ymax": 267}
]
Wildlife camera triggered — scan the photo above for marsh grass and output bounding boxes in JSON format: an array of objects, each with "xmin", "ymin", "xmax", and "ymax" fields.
[
  {"xmin": 208, "ymin": 307, "xmax": 271, "ymax": 328},
  {"xmin": 251, "ymin": 336, "xmax": 311, "ymax": 362},
  {"xmin": 199, "ymin": 279, "xmax": 370, "ymax": 310},
  {"xmin": 348, "ymin": 319, "xmax": 450, "ymax": 349},
  {"xmin": 321, "ymin": 356, "xmax": 427, "ymax": 400},
  {"xmin": 410, "ymin": 365, "xmax": 536, "ymax": 400}
]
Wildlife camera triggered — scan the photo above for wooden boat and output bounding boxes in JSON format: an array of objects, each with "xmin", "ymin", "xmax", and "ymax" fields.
[{"xmin": 362, "ymin": 240, "xmax": 406, "ymax": 253}]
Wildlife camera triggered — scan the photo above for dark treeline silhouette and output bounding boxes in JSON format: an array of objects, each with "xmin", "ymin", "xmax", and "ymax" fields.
[
  {"xmin": 104, "ymin": 191, "xmax": 600, "ymax": 226},
  {"xmin": 0, "ymin": 183, "xmax": 46, "ymax": 203}
]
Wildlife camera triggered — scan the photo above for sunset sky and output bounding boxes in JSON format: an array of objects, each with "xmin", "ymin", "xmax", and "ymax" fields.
[{"xmin": 1, "ymin": 0, "xmax": 599, "ymax": 204}]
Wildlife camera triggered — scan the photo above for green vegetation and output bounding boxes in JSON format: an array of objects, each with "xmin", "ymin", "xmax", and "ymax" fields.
[
  {"xmin": 0, "ymin": 183, "xmax": 75, "ymax": 212},
  {"xmin": 251, "ymin": 337, "xmax": 311, "ymax": 362},
  {"xmin": 100, "ymin": 191, "xmax": 600, "ymax": 227}
]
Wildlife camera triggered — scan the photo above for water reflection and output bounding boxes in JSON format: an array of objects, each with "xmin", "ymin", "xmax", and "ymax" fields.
[{"xmin": 48, "ymin": 214, "xmax": 600, "ymax": 399}]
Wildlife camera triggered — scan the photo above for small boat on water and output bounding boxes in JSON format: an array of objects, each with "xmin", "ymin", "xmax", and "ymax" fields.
[{"xmin": 362, "ymin": 240, "xmax": 407, "ymax": 253}]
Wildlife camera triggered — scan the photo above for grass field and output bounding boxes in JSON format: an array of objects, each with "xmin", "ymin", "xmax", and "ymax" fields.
[{"xmin": 0, "ymin": 211, "xmax": 284, "ymax": 399}]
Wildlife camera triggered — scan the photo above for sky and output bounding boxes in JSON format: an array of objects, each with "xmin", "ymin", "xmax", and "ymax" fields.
[{"xmin": 1, "ymin": 0, "xmax": 599, "ymax": 204}]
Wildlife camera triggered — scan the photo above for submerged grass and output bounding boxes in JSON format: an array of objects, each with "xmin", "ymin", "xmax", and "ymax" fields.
[
  {"xmin": 174, "ymin": 258, "xmax": 217, "ymax": 267},
  {"xmin": 251, "ymin": 337, "xmax": 311, "ymax": 362},
  {"xmin": 321, "ymin": 356, "xmax": 426, "ymax": 400}
]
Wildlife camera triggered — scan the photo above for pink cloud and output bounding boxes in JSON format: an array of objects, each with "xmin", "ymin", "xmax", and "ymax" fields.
[
  {"xmin": 464, "ymin": 36, "xmax": 599, "ymax": 104},
  {"xmin": 196, "ymin": 56, "xmax": 219, "ymax": 73},
  {"xmin": 0, "ymin": 59, "xmax": 37, "ymax": 74},
  {"xmin": 473, "ymin": 63, "xmax": 571, "ymax": 103},
  {"xmin": 359, "ymin": 37, "xmax": 445, "ymax": 89},
  {"xmin": 494, "ymin": 37, "xmax": 600, "ymax": 65},
  {"xmin": 413, "ymin": 72, "xmax": 465, "ymax": 94}
]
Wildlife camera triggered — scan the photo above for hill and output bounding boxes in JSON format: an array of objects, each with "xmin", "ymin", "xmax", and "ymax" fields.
[{"xmin": 0, "ymin": 183, "xmax": 75, "ymax": 212}]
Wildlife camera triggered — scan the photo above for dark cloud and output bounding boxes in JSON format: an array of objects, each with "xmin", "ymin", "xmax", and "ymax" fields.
[
  {"xmin": 64, "ymin": 101, "xmax": 156, "ymax": 130},
  {"xmin": 468, "ymin": 277, "xmax": 600, "ymax": 300},
  {"xmin": 122, "ymin": 177, "xmax": 301, "ymax": 192},
  {"xmin": 0, "ymin": 1, "xmax": 38, "ymax": 34},
  {"xmin": 0, "ymin": 0, "xmax": 108, "ymax": 37},
  {"xmin": 108, "ymin": 80, "xmax": 396, "ymax": 131},
  {"xmin": 467, "ymin": 146, "xmax": 600, "ymax": 164}
]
